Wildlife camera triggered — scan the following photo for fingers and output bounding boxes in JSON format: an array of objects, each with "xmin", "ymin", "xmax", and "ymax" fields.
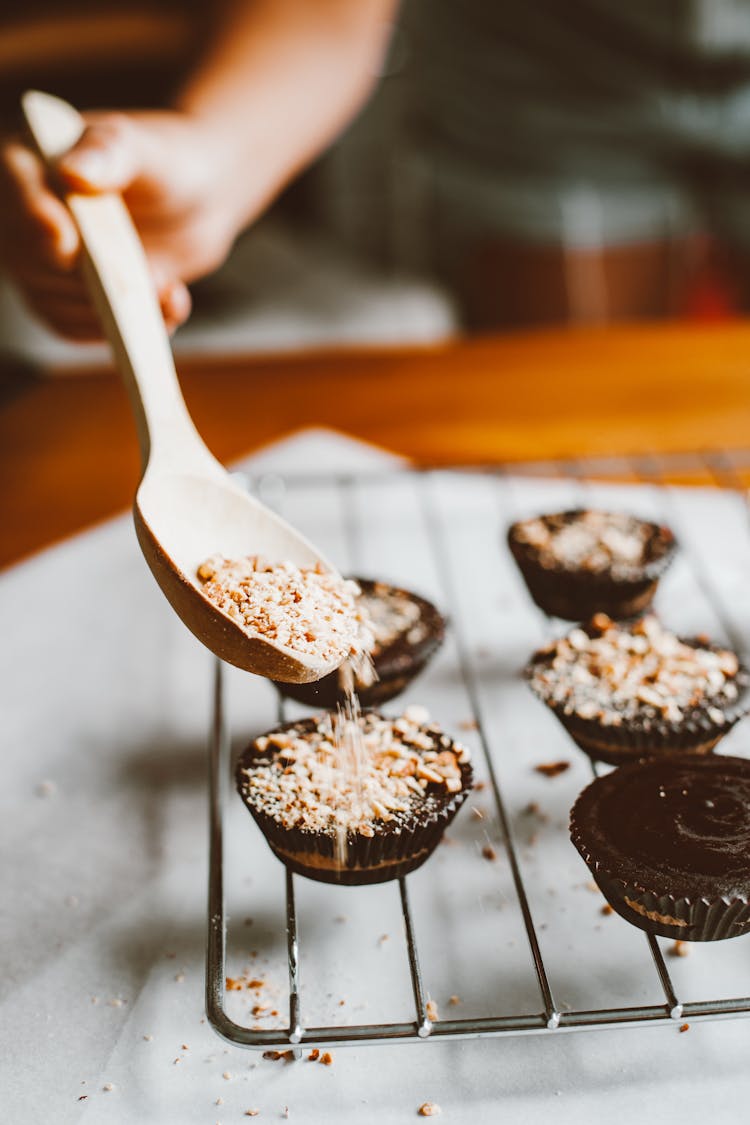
[
  {"xmin": 0, "ymin": 140, "xmax": 79, "ymax": 271},
  {"xmin": 18, "ymin": 272, "xmax": 191, "ymax": 341},
  {"xmin": 56, "ymin": 115, "xmax": 142, "ymax": 194},
  {"xmin": 159, "ymin": 278, "xmax": 192, "ymax": 327}
]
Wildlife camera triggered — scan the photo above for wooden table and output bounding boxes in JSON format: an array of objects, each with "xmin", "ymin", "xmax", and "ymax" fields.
[{"xmin": 3, "ymin": 320, "xmax": 750, "ymax": 570}]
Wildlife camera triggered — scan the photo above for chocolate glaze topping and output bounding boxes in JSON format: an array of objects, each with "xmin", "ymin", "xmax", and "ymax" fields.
[{"xmin": 571, "ymin": 755, "xmax": 750, "ymax": 900}]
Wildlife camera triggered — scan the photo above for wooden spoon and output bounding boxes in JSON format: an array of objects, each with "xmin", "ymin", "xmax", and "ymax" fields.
[{"xmin": 22, "ymin": 90, "xmax": 345, "ymax": 684}]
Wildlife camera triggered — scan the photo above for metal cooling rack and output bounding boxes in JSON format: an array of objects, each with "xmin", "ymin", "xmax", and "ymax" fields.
[{"xmin": 206, "ymin": 449, "xmax": 750, "ymax": 1053}]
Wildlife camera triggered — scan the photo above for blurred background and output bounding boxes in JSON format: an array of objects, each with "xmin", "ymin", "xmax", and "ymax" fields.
[{"xmin": 5, "ymin": 1, "xmax": 750, "ymax": 368}]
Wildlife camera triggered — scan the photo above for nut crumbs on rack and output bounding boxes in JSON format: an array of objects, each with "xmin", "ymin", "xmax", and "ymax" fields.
[
  {"xmin": 418, "ymin": 1103, "xmax": 442, "ymax": 1117},
  {"xmin": 534, "ymin": 761, "xmax": 571, "ymax": 778},
  {"xmin": 197, "ymin": 555, "xmax": 368, "ymax": 665}
]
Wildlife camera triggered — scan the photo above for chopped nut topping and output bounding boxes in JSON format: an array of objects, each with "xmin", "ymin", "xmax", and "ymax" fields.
[
  {"xmin": 679, "ymin": 1022, "xmax": 690, "ymax": 1033},
  {"xmin": 528, "ymin": 615, "xmax": 742, "ymax": 727},
  {"xmin": 307, "ymin": 1049, "xmax": 320, "ymax": 1061},
  {"xmin": 360, "ymin": 584, "xmax": 422, "ymax": 652},
  {"xmin": 239, "ymin": 710, "xmax": 470, "ymax": 835},
  {"xmin": 513, "ymin": 510, "xmax": 667, "ymax": 578},
  {"xmin": 197, "ymin": 556, "xmax": 366, "ymax": 665},
  {"xmin": 320, "ymin": 1051, "xmax": 334, "ymax": 1066}
]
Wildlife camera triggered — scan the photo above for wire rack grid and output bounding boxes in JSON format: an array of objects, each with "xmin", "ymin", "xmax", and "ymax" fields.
[{"xmin": 206, "ymin": 449, "xmax": 750, "ymax": 1054}]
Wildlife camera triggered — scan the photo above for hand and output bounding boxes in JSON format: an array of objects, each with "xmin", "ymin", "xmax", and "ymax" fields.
[{"xmin": 0, "ymin": 110, "xmax": 239, "ymax": 341}]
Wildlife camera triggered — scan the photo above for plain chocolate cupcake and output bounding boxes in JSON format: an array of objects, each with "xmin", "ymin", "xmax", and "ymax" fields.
[
  {"xmin": 235, "ymin": 707, "xmax": 472, "ymax": 886},
  {"xmin": 274, "ymin": 578, "xmax": 446, "ymax": 708},
  {"xmin": 526, "ymin": 614, "xmax": 750, "ymax": 766},
  {"xmin": 571, "ymin": 755, "xmax": 750, "ymax": 941},
  {"xmin": 507, "ymin": 509, "xmax": 676, "ymax": 621}
]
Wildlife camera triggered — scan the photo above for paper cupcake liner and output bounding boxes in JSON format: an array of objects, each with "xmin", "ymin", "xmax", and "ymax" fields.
[
  {"xmin": 591, "ymin": 872, "xmax": 750, "ymax": 941},
  {"xmin": 249, "ymin": 793, "xmax": 469, "ymax": 886},
  {"xmin": 552, "ymin": 706, "xmax": 734, "ymax": 766}
]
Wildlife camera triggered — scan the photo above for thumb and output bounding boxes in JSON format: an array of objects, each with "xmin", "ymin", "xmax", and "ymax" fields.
[{"xmin": 56, "ymin": 116, "xmax": 141, "ymax": 194}]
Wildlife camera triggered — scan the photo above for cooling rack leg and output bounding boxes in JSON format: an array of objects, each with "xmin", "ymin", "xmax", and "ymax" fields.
[
  {"xmin": 206, "ymin": 660, "xmax": 228, "ymax": 1034},
  {"xmin": 399, "ymin": 878, "xmax": 433, "ymax": 1038},
  {"xmin": 286, "ymin": 869, "xmax": 303, "ymax": 1048},
  {"xmin": 646, "ymin": 935, "xmax": 683, "ymax": 1020}
]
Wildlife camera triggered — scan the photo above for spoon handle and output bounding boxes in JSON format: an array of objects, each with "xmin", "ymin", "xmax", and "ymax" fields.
[{"xmin": 21, "ymin": 90, "xmax": 216, "ymax": 473}]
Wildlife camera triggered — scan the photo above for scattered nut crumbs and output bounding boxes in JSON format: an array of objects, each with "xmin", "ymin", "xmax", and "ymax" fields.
[
  {"xmin": 378, "ymin": 934, "xmax": 389, "ymax": 944},
  {"xmin": 143, "ymin": 1034, "xmax": 153, "ymax": 1041},
  {"xmin": 670, "ymin": 940, "xmax": 689, "ymax": 958},
  {"xmin": 600, "ymin": 904, "xmax": 614, "ymax": 916},
  {"xmin": 320, "ymin": 1052, "xmax": 334, "ymax": 1066},
  {"xmin": 448, "ymin": 995, "xmax": 460, "ymax": 1006},
  {"xmin": 103, "ymin": 1083, "xmax": 115, "ymax": 1092},
  {"xmin": 474, "ymin": 780, "xmax": 487, "ymax": 791},
  {"xmin": 458, "ymin": 718, "xmax": 478, "ymax": 731},
  {"xmin": 585, "ymin": 881, "xmax": 599, "ymax": 893},
  {"xmin": 307, "ymin": 1049, "xmax": 320, "ymax": 1062},
  {"xmin": 481, "ymin": 844, "xmax": 498, "ymax": 862},
  {"xmin": 245, "ymin": 1111, "xmax": 260, "ymax": 1117},
  {"xmin": 263, "ymin": 1051, "xmax": 282, "ymax": 1061},
  {"xmin": 78, "ymin": 1095, "xmax": 88, "ymax": 1101},
  {"xmin": 109, "ymin": 997, "xmax": 124, "ymax": 1007},
  {"xmin": 534, "ymin": 761, "xmax": 571, "ymax": 778},
  {"xmin": 197, "ymin": 556, "xmax": 367, "ymax": 666},
  {"xmin": 680, "ymin": 1023, "xmax": 690, "ymax": 1033},
  {"xmin": 418, "ymin": 1104, "xmax": 441, "ymax": 1117},
  {"xmin": 222, "ymin": 1071, "xmax": 232, "ymax": 1080},
  {"xmin": 426, "ymin": 1000, "xmax": 439, "ymax": 1022},
  {"xmin": 174, "ymin": 972, "xmax": 185, "ymax": 983},
  {"xmin": 216, "ymin": 1098, "xmax": 224, "ymax": 1106}
]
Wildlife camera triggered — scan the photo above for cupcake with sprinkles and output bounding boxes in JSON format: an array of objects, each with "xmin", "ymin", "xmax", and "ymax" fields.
[
  {"xmin": 507, "ymin": 509, "xmax": 676, "ymax": 621},
  {"xmin": 526, "ymin": 613, "xmax": 750, "ymax": 765},
  {"xmin": 236, "ymin": 705, "xmax": 472, "ymax": 885}
]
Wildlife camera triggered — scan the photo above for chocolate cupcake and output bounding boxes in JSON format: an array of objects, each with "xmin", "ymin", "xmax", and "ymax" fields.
[
  {"xmin": 526, "ymin": 614, "xmax": 750, "ymax": 766},
  {"xmin": 507, "ymin": 509, "xmax": 676, "ymax": 621},
  {"xmin": 274, "ymin": 578, "xmax": 446, "ymax": 708},
  {"xmin": 236, "ymin": 706, "xmax": 472, "ymax": 885},
  {"xmin": 571, "ymin": 755, "xmax": 750, "ymax": 941}
]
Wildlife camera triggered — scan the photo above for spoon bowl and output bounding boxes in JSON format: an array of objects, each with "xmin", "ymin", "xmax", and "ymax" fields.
[{"xmin": 22, "ymin": 90, "xmax": 346, "ymax": 683}]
